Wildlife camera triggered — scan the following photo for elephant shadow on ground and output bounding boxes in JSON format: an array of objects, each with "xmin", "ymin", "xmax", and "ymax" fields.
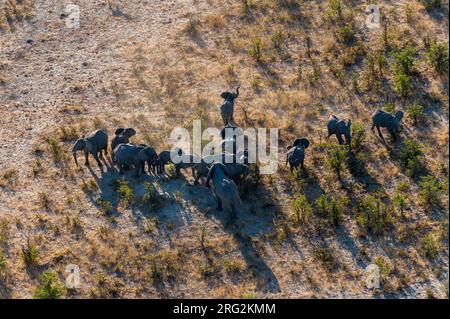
[
  {"xmin": 208, "ymin": 206, "xmax": 281, "ymax": 294},
  {"xmin": 347, "ymin": 151, "xmax": 382, "ymax": 192},
  {"xmin": 85, "ymin": 161, "xmax": 121, "ymax": 219}
]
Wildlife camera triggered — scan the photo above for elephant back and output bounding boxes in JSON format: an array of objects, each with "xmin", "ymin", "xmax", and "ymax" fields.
[{"xmin": 87, "ymin": 130, "xmax": 108, "ymax": 149}]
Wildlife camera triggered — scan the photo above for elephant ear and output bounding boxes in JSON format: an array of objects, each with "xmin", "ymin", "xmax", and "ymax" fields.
[
  {"xmin": 395, "ymin": 111, "xmax": 404, "ymax": 122},
  {"xmin": 293, "ymin": 138, "xmax": 309, "ymax": 148},
  {"xmin": 115, "ymin": 128, "xmax": 125, "ymax": 135},
  {"xmin": 220, "ymin": 92, "xmax": 232, "ymax": 100},
  {"xmin": 73, "ymin": 138, "xmax": 85, "ymax": 152},
  {"xmin": 124, "ymin": 128, "xmax": 136, "ymax": 137}
]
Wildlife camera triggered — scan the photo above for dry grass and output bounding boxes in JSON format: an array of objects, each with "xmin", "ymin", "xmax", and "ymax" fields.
[{"xmin": 0, "ymin": 0, "xmax": 448, "ymax": 299}]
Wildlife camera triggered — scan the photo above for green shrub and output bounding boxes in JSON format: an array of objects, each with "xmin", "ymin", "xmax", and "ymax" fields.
[
  {"xmin": 406, "ymin": 102, "xmax": 424, "ymax": 125},
  {"xmin": 392, "ymin": 44, "xmax": 416, "ymax": 75},
  {"xmin": 399, "ymin": 139, "xmax": 423, "ymax": 177},
  {"xmin": 140, "ymin": 182, "xmax": 164, "ymax": 211},
  {"xmin": 350, "ymin": 122, "xmax": 366, "ymax": 151},
  {"xmin": 392, "ymin": 190, "xmax": 407, "ymax": 214},
  {"xmin": 291, "ymin": 194, "xmax": 313, "ymax": 225},
  {"xmin": 358, "ymin": 194, "xmax": 392, "ymax": 235},
  {"xmin": 421, "ymin": 233, "xmax": 439, "ymax": 259},
  {"xmin": 33, "ymin": 270, "xmax": 66, "ymax": 299},
  {"xmin": 326, "ymin": 144, "xmax": 349, "ymax": 179},
  {"xmin": 117, "ymin": 180, "xmax": 134, "ymax": 205},
  {"xmin": 96, "ymin": 197, "xmax": 113, "ymax": 215},
  {"xmin": 425, "ymin": 40, "xmax": 449, "ymax": 74},
  {"xmin": 418, "ymin": 175, "xmax": 442, "ymax": 207},
  {"xmin": 393, "ymin": 70, "xmax": 412, "ymax": 98},
  {"xmin": 337, "ymin": 24, "xmax": 354, "ymax": 45},
  {"xmin": 315, "ymin": 194, "xmax": 348, "ymax": 226},
  {"xmin": 47, "ymin": 137, "xmax": 65, "ymax": 164},
  {"xmin": 248, "ymin": 38, "xmax": 263, "ymax": 61},
  {"xmin": 21, "ymin": 237, "xmax": 39, "ymax": 268}
]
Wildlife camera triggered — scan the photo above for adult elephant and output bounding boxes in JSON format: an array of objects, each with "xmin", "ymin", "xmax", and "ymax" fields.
[
  {"xmin": 205, "ymin": 163, "xmax": 242, "ymax": 219},
  {"xmin": 327, "ymin": 115, "xmax": 352, "ymax": 146},
  {"xmin": 371, "ymin": 110, "xmax": 404, "ymax": 142},
  {"xmin": 286, "ymin": 138, "xmax": 310, "ymax": 172},
  {"xmin": 113, "ymin": 143, "xmax": 157, "ymax": 177},
  {"xmin": 72, "ymin": 130, "xmax": 108, "ymax": 167}
]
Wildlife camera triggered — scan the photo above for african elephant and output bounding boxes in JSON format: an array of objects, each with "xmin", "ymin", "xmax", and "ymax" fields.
[
  {"xmin": 72, "ymin": 130, "xmax": 108, "ymax": 167},
  {"xmin": 206, "ymin": 163, "xmax": 242, "ymax": 219},
  {"xmin": 220, "ymin": 86, "xmax": 240, "ymax": 126},
  {"xmin": 195, "ymin": 154, "xmax": 249, "ymax": 185},
  {"xmin": 113, "ymin": 143, "xmax": 157, "ymax": 177},
  {"xmin": 371, "ymin": 110, "xmax": 404, "ymax": 142},
  {"xmin": 327, "ymin": 115, "xmax": 351, "ymax": 146},
  {"xmin": 174, "ymin": 153, "xmax": 201, "ymax": 177},
  {"xmin": 111, "ymin": 128, "xmax": 136, "ymax": 159},
  {"xmin": 286, "ymin": 138, "xmax": 310, "ymax": 172},
  {"xmin": 150, "ymin": 149, "xmax": 183, "ymax": 174}
]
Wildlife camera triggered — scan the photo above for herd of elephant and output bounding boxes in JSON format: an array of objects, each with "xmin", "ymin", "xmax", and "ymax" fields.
[{"xmin": 71, "ymin": 87, "xmax": 404, "ymax": 218}]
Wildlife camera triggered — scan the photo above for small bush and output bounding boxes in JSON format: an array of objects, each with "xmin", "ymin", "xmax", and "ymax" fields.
[
  {"xmin": 117, "ymin": 180, "xmax": 134, "ymax": 205},
  {"xmin": 350, "ymin": 122, "xmax": 366, "ymax": 152},
  {"xmin": 392, "ymin": 191, "xmax": 407, "ymax": 214},
  {"xmin": 140, "ymin": 182, "xmax": 164, "ymax": 211},
  {"xmin": 47, "ymin": 137, "xmax": 65, "ymax": 164},
  {"xmin": 418, "ymin": 175, "xmax": 442, "ymax": 207},
  {"xmin": 358, "ymin": 194, "xmax": 392, "ymax": 235},
  {"xmin": 0, "ymin": 250, "xmax": 6, "ymax": 274},
  {"xmin": 421, "ymin": 233, "xmax": 439, "ymax": 259},
  {"xmin": 248, "ymin": 38, "xmax": 263, "ymax": 61},
  {"xmin": 393, "ymin": 70, "xmax": 412, "ymax": 98},
  {"xmin": 406, "ymin": 102, "xmax": 424, "ymax": 125},
  {"xmin": 392, "ymin": 44, "xmax": 416, "ymax": 75},
  {"xmin": 21, "ymin": 238, "xmax": 39, "ymax": 268},
  {"xmin": 33, "ymin": 270, "xmax": 66, "ymax": 299},
  {"xmin": 291, "ymin": 194, "xmax": 312, "ymax": 225},
  {"xmin": 326, "ymin": 144, "xmax": 349, "ymax": 179},
  {"xmin": 222, "ymin": 258, "xmax": 243, "ymax": 274},
  {"xmin": 315, "ymin": 194, "xmax": 348, "ymax": 226},
  {"xmin": 399, "ymin": 139, "xmax": 423, "ymax": 177},
  {"xmin": 96, "ymin": 198, "xmax": 113, "ymax": 215},
  {"xmin": 337, "ymin": 24, "xmax": 354, "ymax": 45},
  {"xmin": 425, "ymin": 40, "xmax": 449, "ymax": 74}
]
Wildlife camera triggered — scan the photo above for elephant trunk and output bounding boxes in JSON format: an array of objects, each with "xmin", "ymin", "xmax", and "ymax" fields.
[
  {"xmin": 235, "ymin": 86, "xmax": 240, "ymax": 98},
  {"xmin": 73, "ymin": 152, "xmax": 78, "ymax": 167}
]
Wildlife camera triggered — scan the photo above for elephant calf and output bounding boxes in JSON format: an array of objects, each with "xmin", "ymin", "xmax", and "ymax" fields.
[
  {"xmin": 73, "ymin": 130, "xmax": 108, "ymax": 167},
  {"xmin": 113, "ymin": 143, "xmax": 157, "ymax": 177},
  {"xmin": 371, "ymin": 110, "xmax": 404, "ymax": 142},
  {"xmin": 327, "ymin": 115, "xmax": 351, "ymax": 146},
  {"xmin": 151, "ymin": 149, "xmax": 181, "ymax": 175},
  {"xmin": 206, "ymin": 163, "xmax": 242, "ymax": 219},
  {"xmin": 286, "ymin": 138, "xmax": 310, "ymax": 172},
  {"xmin": 111, "ymin": 128, "xmax": 136, "ymax": 159},
  {"xmin": 220, "ymin": 86, "xmax": 240, "ymax": 126}
]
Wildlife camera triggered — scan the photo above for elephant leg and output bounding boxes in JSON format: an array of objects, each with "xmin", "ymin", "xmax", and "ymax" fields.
[
  {"xmin": 376, "ymin": 126, "xmax": 385, "ymax": 141},
  {"xmin": 103, "ymin": 146, "xmax": 108, "ymax": 156},
  {"xmin": 84, "ymin": 151, "xmax": 90, "ymax": 166},
  {"xmin": 221, "ymin": 113, "xmax": 228, "ymax": 126},
  {"xmin": 216, "ymin": 198, "xmax": 223, "ymax": 211},
  {"xmin": 290, "ymin": 163, "xmax": 293, "ymax": 172},
  {"xmin": 93, "ymin": 152, "xmax": 103, "ymax": 167},
  {"xmin": 337, "ymin": 135, "xmax": 344, "ymax": 145}
]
